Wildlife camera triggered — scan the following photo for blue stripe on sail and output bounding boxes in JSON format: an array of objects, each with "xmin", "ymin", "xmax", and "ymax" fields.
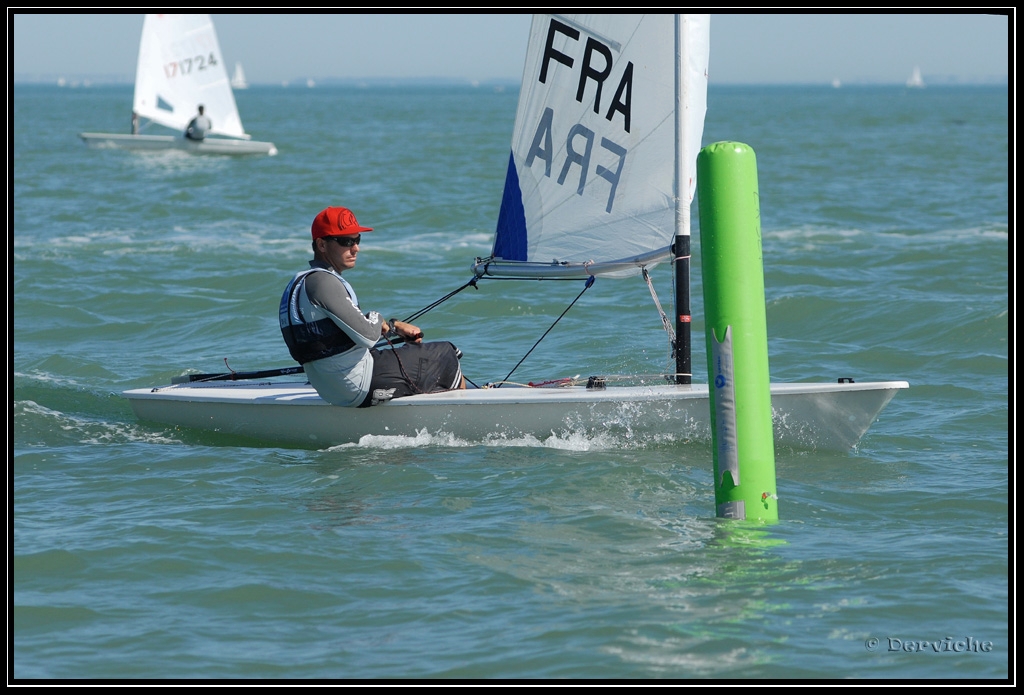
[{"xmin": 492, "ymin": 151, "xmax": 528, "ymax": 261}]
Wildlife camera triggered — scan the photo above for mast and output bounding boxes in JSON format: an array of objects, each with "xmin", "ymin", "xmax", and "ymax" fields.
[{"xmin": 673, "ymin": 14, "xmax": 692, "ymax": 385}]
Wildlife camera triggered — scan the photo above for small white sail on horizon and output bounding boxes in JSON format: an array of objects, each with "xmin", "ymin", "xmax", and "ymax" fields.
[
  {"xmin": 907, "ymin": 66, "xmax": 925, "ymax": 88},
  {"xmin": 231, "ymin": 62, "xmax": 249, "ymax": 89}
]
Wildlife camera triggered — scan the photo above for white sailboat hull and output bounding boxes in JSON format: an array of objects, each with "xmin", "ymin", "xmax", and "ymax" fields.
[
  {"xmin": 79, "ymin": 132, "xmax": 277, "ymax": 156},
  {"xmin": 123, "ymin": 380, "xmax": 909, "ymax": 451}
]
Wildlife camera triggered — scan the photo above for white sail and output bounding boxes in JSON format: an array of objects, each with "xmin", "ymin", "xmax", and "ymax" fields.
[
  {"xmin": 480, "ymin": 14, "xmax": 710, "ymax": 278},
  {"xmin": 132, "ymin": 14, "xmax": 248, "ymax": 139},
  {"xmin": 906, "ymin": 66, "xmax": 925, "ymax": 88},
  {"xmin": 231, "ymin": 62, "xmax": 248, "ymax": 89}
]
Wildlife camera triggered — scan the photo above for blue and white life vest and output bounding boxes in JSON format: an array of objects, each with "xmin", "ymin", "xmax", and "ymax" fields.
[{"xmin": 279, "ymin": 268, "xmax": 359, "ymax": 365}]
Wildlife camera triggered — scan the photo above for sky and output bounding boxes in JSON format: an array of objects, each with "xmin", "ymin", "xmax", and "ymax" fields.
[{"xmin": 10, "ymin": 12, "xmax": 1011, "ymax": 86}]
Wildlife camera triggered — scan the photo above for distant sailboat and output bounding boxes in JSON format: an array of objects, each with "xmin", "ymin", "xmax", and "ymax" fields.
[
  {"xmin": 906, "ymin": 66, "xmax": 925, "ymax": 88},
  {"xmin": 79, "ymin": 14, "xmax": 276, "ymax": 156},
  {"xmin": 231, "ymin": 62, "xmax": 248, "ymax": 90}
]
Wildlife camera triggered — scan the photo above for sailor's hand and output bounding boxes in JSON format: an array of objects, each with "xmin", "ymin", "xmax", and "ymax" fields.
[{"xmin": 393, "ymin": 320, "xmax": 423, "ymax": 344}]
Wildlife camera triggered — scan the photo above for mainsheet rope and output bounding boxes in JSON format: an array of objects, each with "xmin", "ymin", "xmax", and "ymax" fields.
[{"xmin": 399, "ymin": 276, "xmax": 481, "ymax": 325}]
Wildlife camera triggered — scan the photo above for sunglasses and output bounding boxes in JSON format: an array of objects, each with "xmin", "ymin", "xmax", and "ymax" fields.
[{"xmin": 329, "ymin": 234, "xmax": 361, "ymax": 248}]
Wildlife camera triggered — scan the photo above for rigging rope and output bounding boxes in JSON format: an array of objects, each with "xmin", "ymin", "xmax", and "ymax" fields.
[
  {"xmin": 496, "ymin": 275, "xmax": 595, "ymax": 387},
  {"xmin": 376, "ymin": 272, "xmax": 589, "ymax": 390},
  {"xmin": 642, "ymin": 266, "xmax": 678, "ymax": 373},
  {"xmin": 401, "ymin": 276, "xmax": 480, "ymax": 324},
  {"xmin": 371, "ymin": 275, "xmax": 480, "ymax": 349},
  {"xmin": 387, "ymin": 267, "xmax": 679, "ymax": 388},
  {"xmin": 642, "ymin": 267, "xmax": 675, "ymax": 343}
]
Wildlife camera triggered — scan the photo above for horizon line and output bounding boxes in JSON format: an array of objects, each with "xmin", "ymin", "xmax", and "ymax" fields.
[{"xmin": 13, "ymin": 74, "xmax": 1011, "ymax": 88}]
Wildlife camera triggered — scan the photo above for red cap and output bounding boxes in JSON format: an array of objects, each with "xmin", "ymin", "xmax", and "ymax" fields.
[{"xmin": 311, "ymin": 207, "xmax": 373, "ymax": 240}]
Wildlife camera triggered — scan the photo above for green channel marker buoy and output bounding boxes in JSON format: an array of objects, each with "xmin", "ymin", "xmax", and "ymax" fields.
[{"xmin": 697, "ymin": 141, "xmax": 778, "ymax": 522}]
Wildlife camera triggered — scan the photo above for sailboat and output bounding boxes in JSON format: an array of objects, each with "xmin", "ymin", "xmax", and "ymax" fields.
[
  {"xmin": 231, "ymin": 62, "xmax": 249, "ymax": 90},
  {"xmin": 79, "ymin": 14, "xmax": 276, "ymax": 156},
  {"xmin": 123, "ymin": 14, "xmax": 907, "ymax": 450},
  {"xmin": 907, "ymin": 66, "xmax": 925, "ymax": 88}
]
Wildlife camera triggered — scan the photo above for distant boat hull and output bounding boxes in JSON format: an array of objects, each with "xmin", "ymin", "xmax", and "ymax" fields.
[
  {"xmin": 123, "ymin": 379, "xmax": 909, "ymax": 451},
  {"xmin": 79, "ymin": 132, "xmax": 277, "ymax": 156}
]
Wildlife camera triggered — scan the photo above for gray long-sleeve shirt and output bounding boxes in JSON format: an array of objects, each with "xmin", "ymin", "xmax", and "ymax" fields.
[{"xmin": 292, "ymin": 260, "xmax": 384, "ymax": 406}]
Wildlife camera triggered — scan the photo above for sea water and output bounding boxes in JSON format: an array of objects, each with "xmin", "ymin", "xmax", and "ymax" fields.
[{"xmin": 12, "ymin": 82, "xmax": 1009, "ymax": 680}]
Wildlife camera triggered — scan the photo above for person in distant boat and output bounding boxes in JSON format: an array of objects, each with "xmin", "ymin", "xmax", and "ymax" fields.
[
  {"xmin": 184, "ymin": 105, "xmax": 212, "ymax": 141},
  {"xmin": 279, "ymin": 206, "xmax": 467, "ymax": 407},
  {"xmin": 131, "ymin": 111, "xmax": 139, "ymax": 135}
]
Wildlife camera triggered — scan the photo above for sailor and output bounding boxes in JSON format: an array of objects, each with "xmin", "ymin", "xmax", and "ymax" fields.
[
  {"xmin": 184, "ymin": 105, "xmax": 212, "ymax": 141},
  {"xmin": 279, "ymin": 206, "xmax": 466, "ymax": 407}
]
